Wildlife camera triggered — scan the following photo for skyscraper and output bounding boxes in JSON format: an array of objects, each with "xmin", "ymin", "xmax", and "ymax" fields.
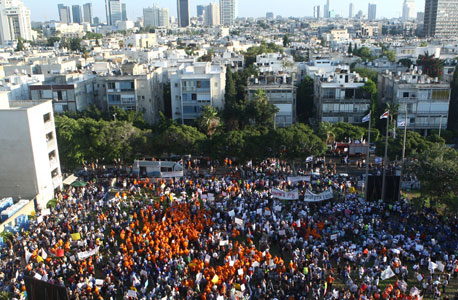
[
  {"xmin": 349, "ymin": 3, "xmax": 354, "ymax": 19},
  {"xmin": 402, "ymin": 0, "xmax": 415, "ymax": 20},
  {"xmin": 177, "ymin": 0, "xmax": 190, "ymax": 27},
  {"xmin": 83, "ymin": 3, "xmax": 93, "ymax": 24},
  {"xmin": 220, "ymin": 0, "xmax": 237, "ymax": 26},
  {"xmin": 105, "ymin": 0, "xmax": 122, "ymax": 26},
  {"xmin": 424, "ymin": 0, "xmax": 458, "ymax": 37},
  {"xmin": 0, "ymin": 0, "xmax": 32, "ymax": 44},
  {"xmin": 197, "ymin": 5, "xmax": 205, "ymax": 18},
  {"xmin": 144, "ymin": 5, "xmax": 169, "ymax": 27},
  {"xmin": 122, "ymin": 3, "xmax": 127, "ymax": 21},
  {"xmin": 324, "ymin": 0, "xmax": 330, "ymax": 18},
  {"xmin": 58, "ymin": 4, "xmax": 71, "ymax": 24},
  {"xmin": 368, "ymin": 3, "xmax": 377, "ymax": 21},
  {"xmin": 72, "ymin": 5, "xmax": 82, "ymax": 24},
  {"xmin": 313, "ymin": 6, "xmax": 320, "ymax": 19},
  {"xmin": 205, "ymin": 2, "xmax": 220, "ymax": 26}
]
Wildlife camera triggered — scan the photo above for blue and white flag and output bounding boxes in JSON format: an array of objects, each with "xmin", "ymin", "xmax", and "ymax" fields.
[
  {"xmin": 362, "ymin": 113, "xmax": 371, "ymax": 123},
  {"xmin": 397, "ymin": 120, "xmax": 406, "ymax": 127}
]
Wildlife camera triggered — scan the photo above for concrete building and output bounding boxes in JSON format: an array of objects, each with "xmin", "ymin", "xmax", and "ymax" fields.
[
  {"xmin": 314, "ymin": 70, "xmax": 371, "ymax": 124},
  {"xmin": 0, "ymin": 98, "xmax": 62, "ymax": 208},
  {"xmin": 205, "ymin": 3, "xmax": 220, "ymax": 27},
  {"xmin": 378, "ymin": 70, "xmax": 450, "ymax": 134},
  {"xmin": 403, "ymin": 0, "xmax": 415, "ymax": 20},
  {"xmin": 122, "ymin": 3, "xmax": 127, "ymax": 21},
  {"xmin": 71, "ymin": 5, "xmax": 82, "ymax": 24},
  {"xmin": 349, "ymin": 3, "xmax": 354, "ymax": 19},
  {"xmin": 0, "ymin": 0, "xmax": 32, "ymax": 45},
  {"xmin": 247, "ymin": 73, "xmax": 296, "ymax": 127},
  {"xmin": 220, "ymin": 0, "xmax": 236, "ymax": 26},
  {"xmin": 177, "ymin": 0, "xmax": 190, "ymax": 27},
  {"xmin": 143, "ymin": 5, "xmax": 169, "ymax": 28},
  {"xmin": 313, "ymin": 6, "xmax": 320, "ymax": 19},
  {"xmin": 105, "ymin": 0, "xmax": 122, "ymax": 26},
  {"xmin": 170, "ymin": 62, "xmax": 226, "ymax": 125},
  {"xmin": 197, "ymin": 5, "xmax": 205, "ymax": 18},
  {"xmin": 266, "ymin": 12, "xmax": 274, "ymax": 20},
  {"xmin": 30, "ymin": 74, "xmax": 96, "ymax": 113},
  {"xmin": 368, "ymin": 3, "xmax": 377, "ymax": 21},
  {"xmin": 125, "ymin": 33, "xmax": 157, "ymax": 49},
  {"xmin": 83, "ymin": 3, "xmax": 93, "ymax": 25},
  {"xmin": 324, "ymin": 0, "xmax": 330, "ymax": 19},
  {"xmin": 424, "ymin": 0, "xmax": 458, "ymax": 37},
  {"xmin": 58, "ymin": 4, "xmax": 71, "ymax": 24}
]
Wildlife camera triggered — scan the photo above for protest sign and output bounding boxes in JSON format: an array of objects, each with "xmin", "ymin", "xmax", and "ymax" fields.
[{"xmin": 272, "ymin": 189, "xmax": 299, "ymax": 200}]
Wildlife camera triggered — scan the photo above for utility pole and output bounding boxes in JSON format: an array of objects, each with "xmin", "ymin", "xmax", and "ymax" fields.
[
  {"xmin": 381, "ymin": 113, "xmax": 389, "ymax": 202},
  {"xmin": 439, "ymin": 114, "xmax": 443, "ymax": 137},
  {"xmin": 364, "ymin": 112, "xmax": 372, "ymax": 201},
  {"xmin": 399, "ymin": 109, "xmax": 408, "ymax": 201}
]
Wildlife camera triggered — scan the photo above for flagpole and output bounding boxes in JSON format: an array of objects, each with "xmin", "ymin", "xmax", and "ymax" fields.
[
  {"xmin": 399, "ymin": 109, "xmax": 408, "ymax": 200},
  {"xmin": 381, "ymin": 114, "xmax": 389, "ymax": 202},
  {"xmin": 364, "ymin": 112, "xmax": 371, "ymax": 201}
]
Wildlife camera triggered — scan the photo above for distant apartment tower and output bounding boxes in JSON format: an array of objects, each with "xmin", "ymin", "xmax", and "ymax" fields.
[
  {"xmin": 424, "ymin": 0, "xmax": 458, "ymax": 37},
  {"xmin": 324, "ymin": 0, "xmax": 330, "ymax": 18},
  {"xmin": 266, "ymin": 12, "xmax": 274, "ymax": 20},
  {"xmin": 143, "ymin": 5, "xmax": 169, "ymax": 27},
  {"xmin": 197, "ymin": 5, "xmax": 205, "ymax": 17},
  {"xmin": 313, "ymin": 6, "xmax": 321, "ymax": 19},
  {"xmin": 0, "ymin": 0, "xmax": 32, "ymax": 44},
  {"xmin": 58, "ymin": 4, "xmax": 71, "ymax": 24},
  {"xmin": 71, "ymin": 5, "xmax": 82, "ymax": 24},
  {"xmin": 368, "ymin": 3, "xmax": 377, "ymax": 21},
  {"xmin": 349, "ymin": 3, "xmax": 354, "ymax": 18},
  {"xmin": 122, "ymin": 3, "xmax": 127, "ymax": 21},
  {"xmin": 402, "ymin": 0, "xmax": 415, "ymax": 20},
  {"xmin": 105, "ymin": 0, "xmax": 122, "ymax": 26},
  {"xmin": 417, "ymin": 12, "xmax": 425, "ymax": 23},
  {"xmin": 205, "ymin": 3, "xmax": 220, "ymax": 26},
  {"xmin": 177, "ymin": 0, "xmax": 190, "ymax": 27},
  {"xmin": 220, "ymin": 0, "xmax": 237, "ymax": 26},
  {"xmin": 83, "ymin": 3, "xmax": 93, "ymax": 24}
]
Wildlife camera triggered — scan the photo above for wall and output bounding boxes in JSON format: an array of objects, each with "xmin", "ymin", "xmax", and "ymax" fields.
[{"xmin": 0, "ymin": 200, "xmax": 35, "ymax": 233}]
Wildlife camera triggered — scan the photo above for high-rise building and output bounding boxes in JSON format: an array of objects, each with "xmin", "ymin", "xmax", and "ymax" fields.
[
  {"xmin": 0, "ymin": 0, "xmax": 32, "ymax": 44},
  {"xmin": 402, "ymin": 0, "xmax": 415, "ymax": 20},
  {"xmin": 417, "ymin": 12, "xmax": 425, "ymax": 23},
  {"xmin": 197, "ymin": 5, "xmax": 205, "ymax": 17},
  {"xmin": 122, "ymin": 3, "xmax": 127, "ymax": 21},
  {"xmin": 58, "ymin": 4, "xmax": 71, "ymax": 24},
  {"xmin": 424, "ymin": 0, "xmax": 458, "ymax": 37},
  {"xmin": 177, "ymin": 0, "xmax": 190, "ymax": 27},
  {"xmin": 93, "ymin": 17, "xmax": 100, "ymax": 25},
  {"xmin": 324, "ymin": 0, "xmax": 330, "ymax": 18},
  {"xmin": 205, "ymin": 2, "xmax": 220, "ymax": 26},
  {"xmin": 349, "ymin": 3, "xmax": 354, "ymax": 19},
  {"xmin": 83, "ymin": 3, "xmax": 93, "ymax": 24},
  {"xmin": 105, "ymin": 0, "xmax": 122, "ymax": 26},
  {"xmin": 368, "ymin": 3, "xmax": 377, "ymax": 21},
  {"xmin": 266, "ymin": 12, "xmax": 274, "ymax": 20},
  {"xmin": 144, "ymin": 5, "xmax": 169, "ymax": 27},
  {"xmin": 71, "ymin": 5, "xmax": 82, "ymax": 24},
  {"xmin": 220, "ymin": 0, "xmax": 236, "ymax": 26}
]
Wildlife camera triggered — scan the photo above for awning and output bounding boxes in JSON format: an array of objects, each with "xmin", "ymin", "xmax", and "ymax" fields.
[{"xmin": 62, "ymin": 174, "xmax": 78, "ymax": 185}]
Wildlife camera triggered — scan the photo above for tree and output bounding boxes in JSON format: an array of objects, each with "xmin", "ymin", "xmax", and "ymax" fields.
[
  {"xmin": 15, "ymin": 38, "xmax": 25, "ymax": 51},
  {"xmin": 69, "ymin": 38, "xmax": 82, "ymax": 52},
  {"xmin": 354, "ymin": 68, "xmax": 378, "ymax": 83},
  {"xmin": 398, "ymin": 58, "xmax": 413, "ymax": 68},
  {"xmin": 296, "ymin": 76, "xmax": 314, "ymax": 123},
  {"xmin": 447, "ymin": 67, "xmax": 458, "ymax": 132},
  {"xmin": 353, "ymin": 46, "xmax": 376, "ymax": 61},
  {"xmin": 119, "ymin": 40, "xmax": 125, "ymax": 48},
  {"xmin": 245, "ymin": 89, "xmax": 279, "ymax": 128},
  {"xmin": 283, "ymin": 34, "xmax": 290, "ymax": 47},
  {"xmin": 273, "ymin": 123, "xmax": 327, "ymax": 174},
  {"xmin": 412, "ymin": 143, "xmax": 458, "ymax": 212},
  {"xmin": 83, "ymin": 50, "xmax": 90, "ymax": 64},
  {"xmin": 417, "ymin": 52, "xmax": 444, "ymax": 79},
  {"xmin": 157, "ymin": 124, "xmax": 206, "ymax": 156},
  {"xmin": 47, "ymin": 36, "xmax": 61, "ymax": 47},
  {"xmin": 382, "ymin": 49, "xmax": 396, "ymax": 62},
  {"xmin": 318, "ymin": 122, "xmax": 336, "ymax": 145},
  {"xmin": 197, "ymin": 106, "xmax": 221, "ymax": 136},
  {"xmin": 244, "ymin": 42, "xmax": 283, "ymax": 67},
  {"xmin": 348, "ymin": 43, "xmax": 353, "ymax": 54}
]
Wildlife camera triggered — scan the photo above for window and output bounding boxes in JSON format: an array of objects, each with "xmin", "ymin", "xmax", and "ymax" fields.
[
  {"xmin": 108, "ymin": 95, "xmax": 121, "ymax": 103},
  {"xmin": 175, "ymin": 83, "xmax": 178, "ymax": 88},
  {"xmin": 432, "ymin": 89, "xmax": 450, "ymax": 100},
  {"xmin": 410, "ymin": 117, "xmax": 415, "ymax": 124},
  {"xmin": 108, "ymin": 82, "xmax": 115, "ymax": 89},
  {"xmin": 403, "ymin": 92, "xmax": 409, "ymax": 98},
  {"xmin": 345, "ymin": 89, "xmax": 355, "ymax": 99},
  {"xmin": 192, "ymin": 94, "xmax": 197, "ymax": 100},
  {"xmin": 196, "ymin": 81, "xmax": 201, "ymax": 88},
  {"xmin": 120, "ymin": 81, "xmax": 134, "ymax": 91},
  {"xmin": 322, "ymin": 88, "xmax": 336, "ymax": 99},
  {"xmin": 48, "ymin": 150, "xmax": 56, "ymax": 160},
  {"xmin": 46, "ymin": 132, "xmax": 54, "ymax": 142},
  {"xmin": 43, "ymin": 113, "xmax": 51, "ymax": 123}
]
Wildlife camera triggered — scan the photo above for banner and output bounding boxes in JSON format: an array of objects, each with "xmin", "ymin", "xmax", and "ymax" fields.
[
  {"xmin": 272, "ymin": 189, "xmax": 299, "ymax": 200},
  {"xmin": 288, "ymin": 176, "xmax": 311, "ymax": 183},
  {"xmin": 77, "ymin": 246, "xmax": 99, "ymax": 261},
  {"xmin": 303, "ymin": 188, "xmax": 334, "ymax": 202}
]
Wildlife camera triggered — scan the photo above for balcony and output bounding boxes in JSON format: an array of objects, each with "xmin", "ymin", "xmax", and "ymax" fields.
[{"xmin": 49, "ymin": 157, "xmax": 59, "ymax": 170}]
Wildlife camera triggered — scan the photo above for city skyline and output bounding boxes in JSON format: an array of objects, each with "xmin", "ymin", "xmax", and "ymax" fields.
[{"xmin": 25, "ymin": 0, "xmax": 426, "ymax": 22}]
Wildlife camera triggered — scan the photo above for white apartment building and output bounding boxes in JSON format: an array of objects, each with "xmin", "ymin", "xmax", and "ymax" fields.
[
  {"xmin": 378, "ymin": 70, "xmax": 450, "ymax": 134},
  {"xmin": 0, "ymin": 97, "xmax": 62, "ymax": 208},
  {"xmin": 314, "ymin": 70, "xmax": 371, "ymax": 124},
  {"xmin": 0, "ymin": 0, "xmax": 32, "ymax": 45},
  {"xmin": 170, "ymin": 62, "xmax": 226, "ymax": 125},
  {"xmin": 302, "ymin": 57, "xmax": 350, "ymax": 79},
  {"xmin": 143, "ymin": 5, "xmax": 169, "ymax": 28},
  {"xmin": 256, "ymin": 53, "xmax": 296, "ymax": 74},
  {"xmin": 220, "ymin": 0, "xmax": 236, "ymax": 26},
  {"xmin": 125, "ymin": 33, "xmax": 158, "ymax": 49}
]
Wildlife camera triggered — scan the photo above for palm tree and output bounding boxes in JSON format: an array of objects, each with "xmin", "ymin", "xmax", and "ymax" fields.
[
  {"xmin": 83, "ymin": 50, "xmax": 90, "ymax": 65},
  {"xmin": 385, "ymin": 102, "xmax": 400, "ymax": 124},
  {"xmin": 197, "ymin": 106, "xmax": 221, "ymax": 136},
  {"xmin": 319, "ymin": 122, "xmax": 336, "ymax": 145}
]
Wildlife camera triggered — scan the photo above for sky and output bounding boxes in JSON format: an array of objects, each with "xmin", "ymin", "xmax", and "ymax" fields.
[{"xmin": 24, "ymin": 0, "xmax": 426, "ymax": 22}]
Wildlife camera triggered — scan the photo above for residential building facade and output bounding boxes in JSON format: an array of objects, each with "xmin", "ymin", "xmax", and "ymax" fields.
[
  {"xmin": 105, "ymin": 0, "xmax": 122, "ymax": 26},
  {"xmin": 71, "ymin": 5, "xmax": 82, "ymax": 24},
  {"xmin": 220, "ymin": 0, "xmax": 236, "ymax": 26},
  {"xmin": 177, "ymin": 0, "xmax": 190, "ymax": 27},
  {"xmin": 424, "ymin": 0, "xmax": 458, "ymax": 37},
  {"xmin": 205, "ymin": 3, "xmax": 220, "ymax": 27},
  {"xmin": 83, "ymin": 3, "xmax": 93, "ymax": 25},
  {"xmin": 0, "ymin": 0, "xmax": 32, "ymax": 44}
]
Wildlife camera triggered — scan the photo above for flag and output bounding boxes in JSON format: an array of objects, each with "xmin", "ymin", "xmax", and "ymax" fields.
[
  {"xmin": 428, "ymin": 261, "xmax": 438, "ymax": 272},
  {"xmin": 362, "ymin": 113, "xmax": 371, "ymax": 123},
  {"xmin": 398, "ymin": 120, "xmax": 406, "ymax": 127},
  {"xmin": 344, "ymin": 155, "xmax": 348, "ymax": 164},
  {"xmin": 380, "ymin": 111, "xmax": 389, "ymax": 119},
  {"xmin": 306, "ymin": 156, "xmax": 313, "ymax": 163},
  {"xmin": 410, "ymin": 286, "xmax": 421, "ymax": 297},
  {"xmin": 381, "ymin": 267, "xmax": 395, "ymax": 280}
]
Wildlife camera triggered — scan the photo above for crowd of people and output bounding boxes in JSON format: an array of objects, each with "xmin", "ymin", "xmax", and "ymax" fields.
[{"xmin": 0, "ymin": 159, "xmax": 458, "ymax": 300}]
